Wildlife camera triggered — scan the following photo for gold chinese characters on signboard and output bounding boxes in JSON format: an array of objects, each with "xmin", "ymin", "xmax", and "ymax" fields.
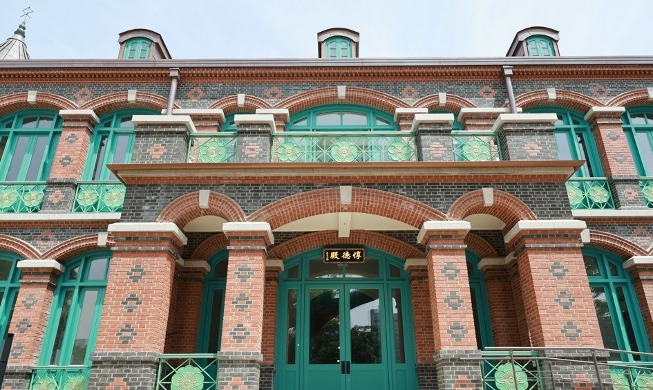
[{"xmin": 323, "ymin": 248, "xmax": 365, "ymax": 263}]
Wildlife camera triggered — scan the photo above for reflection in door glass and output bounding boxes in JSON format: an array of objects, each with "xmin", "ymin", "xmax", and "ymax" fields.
[
  {"xmin": 591, "ymin": 286, "xmax": 620, "ymax": 360},
  {"xmin": 309, "ymin": 289, "xmax": 340, "ymax": 364},
  {"xmin": 392, "ymin": 289, "xmax": 405, "ymax": 363},
  {"xmin": 349, "ymin": 289, "xmax": 381, "ymax": 364},
  {"xmin": 286, "ymin": 289, "xmax": 297, "ymax": 364},
  {"xmin": 207, "ymin": 290, "xmax": 223, "ymax": 352}
]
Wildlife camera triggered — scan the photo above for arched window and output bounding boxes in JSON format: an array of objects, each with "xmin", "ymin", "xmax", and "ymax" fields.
[
  {"xmin": 622, "ymin": 107, "xmax": 653, "ymax": 177},
  {"xmin": 197, "ymin": 250, "xmax": 228, "ymax": 353},
  {"xmin": 123, "ymin": 38, "xmax": 152, "ymax": 60},
  {"xmin": 525, "ymin": 36, "xmax": 556, "ymax": 57},
  {"xmin": 39, "ymin": 252, "xmax": 110, "ymax": 368},
  {"xmin": 325, "ymin": 37, "xmax": 353, "ymax": 58},
  {"xmin": 287, "ymin": 105, "xmax": 396, "ymax": 132},
  {"xmin": 584, "ymin": 248, "xmax": 650, "ymax": 361},
  {"xmin": 0, "ymin": 251, "xmax": 21, "ymax": 338}
]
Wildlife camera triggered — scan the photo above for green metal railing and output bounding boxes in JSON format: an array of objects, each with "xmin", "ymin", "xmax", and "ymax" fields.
[
  {"xmin": 30, "ymin": 366, "xmax": 90, "ymax": 389},
  {"xmin": 480, "ymin": 350, "xmax": 542, "ymax": 390},
  {"xmin": 640, "ymin": 178, "xmax": 653, "ymax": 208},
  {"xmin": 157, "ymin": 353, "xmax": 219, "ymax": 390},
  {"xmin": 452, "ymin": 132, "xmax": 501, "ymax": 161},
  {"xmin": 73, "ymin": 182, "xmax": 126, "ymax": 212},
  {"xmin": 0, "ymin": 182, "xmax": 46, "ymax": 213},
  {"xmin": 188, "ymin": 134, "xmax": 238, "ymax": 163},
  {"xmin": 565, "ymin": 178, "xmax": 615, "ymax": 209},
  {"xmin": 609, "ymin": 361, "xmax": 653, "ymax": 389},
  {"xmin": 272, "ymin": 132, "xmax": 416, "ymax": 162}
]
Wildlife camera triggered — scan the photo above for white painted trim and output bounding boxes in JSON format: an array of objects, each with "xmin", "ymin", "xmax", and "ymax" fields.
[
  {"xmin": 340, "ymin": 186, "xmax": 352, "ymax": 205},
  {"xmin": 59, "ymin": 109, "xmax": 100, "ymax": 123},
  {"xmin": 572, "ymin": 209, "xmax": 653, "ymax": 218},
  {"xmin": 181, "ymin": 260, "xmax": 211, "ymax": 272},
  {"xmin": 256, "ymin": 109, "xmax": 290, "ymax": 123},
  {"xmin": 584, "ymin": 106, "xmax": 625, "ymax": 121},
  {"xmin": 234, "ymin": 114, "xmax": 275, "ymax": 130},
  {"xmin": 478, "ymin": 257, "xmax": 505, "ymax": 270},
  {"xmin": 417, "ymin": 221, "xmax": 471, "ymax": 243},
  {"xmin": 546, "ymin": 87, "xmax": 556, "ymax": 101},
  {"xmin": 393, "ymin": 108, "xmax": 428, "ymax": 122},
  {"xmin": 127, "ymin": 89, "xmax": 137, "ymax": 103},
  {"xmin": 457, "ymin": 107, "xmax": 521, "ymax": 123},
  {"xmin": 266, "ymin": 259, "xmax": 284, "ymax": 270},
  {"xmin": 648, "ymin": 87, "xmax": 653, "ymax": 100},
  {"xmin": 338, "ymin": 212, "xmax": 352, "ymax": 238},
  {"xmin": 27, "ymin": 90, "xmax": 37, "ymax": 104},
  {"xmin": 237, "ymin": 94, "xmax": 246, "ymax": 107},
  {"xmin": 411, "ymin": 113, "xmax": 455, "ymax": 132},
  {"xmin": 580, "ymin": 229, "xmax": 590, "ymax": 243},
  {"xmin": 337, "ymin": 85, "xmax": 347, "ymax": 100},
  {"xmin": 131, "ymin": 115, "xmax": 196, "ymax": 133},
  {"xmin": 17, "ymin": 259, "xmax": 65, "ymax": 272},
  {"xmin": 623, "ymin": 256, "xmax": 653, "ymax": 269},
  {"xmin": 482, "ymin": 187, "xmax": 494, "ymax": 207},
  {"xmin": 163, "ymin": 109, "xmax": 226, "ymax": 121},
  {"xmin": 504, "ymin": 220, "xmax": 587, "ymax": 243},
  {"xmin": 198, "ymin": 190, "xmax": 210, "ymax": 209},
  {"xmin": 222, "ymin": 222, "xmax": 274, "ymax": 244},
  {"xmin": 404, "ymin": 258, "xmax": 426, "ymax": 269},
  {"xmin": 97, "ymin": 232, "xmax": 108, "ymax": 247},
  {"xmin": 0, "ymin": 213, "xmax": 121, "ymax": 222},
  {"xmin": 438, "ymin": 92, "xmax": 447, "ymax": 106},
  {"xmin": 490, "ymin": 113, "xmax": 558, "ymax": 133},
  {"xmin": 108, "ymin": 222, "xmax": 188, "ymax": 245}
]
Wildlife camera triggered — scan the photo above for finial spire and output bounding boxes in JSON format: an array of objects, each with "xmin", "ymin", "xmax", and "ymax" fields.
[
  {"xmin": 0, "ymin": 7, "xmax": 32, "ymax": 60},
  {"xmin": 21, "ymin": 7, "xmax": 34, "ymax": 24}
]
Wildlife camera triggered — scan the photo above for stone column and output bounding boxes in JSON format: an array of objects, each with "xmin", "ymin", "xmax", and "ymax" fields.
[
  {"xmin": 131, "ymin": 115, "xmax": 195, "ymax": 163},
  {"xmin": 404, "ymin": 258, "xmax": 438, "ymax": 390},
  {"xmin": 585, "ymin": 107, "xmax": 647, "ymax": 209},
  {"xmin": 504, "ymin": 220, "xmax": 609, "ymax": 388},
  {"xmin": 234, "ymin": 114, "xmax": 274, "ymax": 163},
  {"xmin": 87, "ymin": 222, "xmax": 186, "ymax": 389},
  {"xmin": 624, "ymin": 256, "xmax": 653, "ymax": 345},
  {"xmin": 478, "ymin": 257, "xmax": 521, "ymax": 347},
  {"xmin": 2, "ymin": 260, "xmax": 63, "ymax": 389},
  {"xmin": 41, "ymin": 110, "xmax": 98, "ymax": 213},
  {"xmin": 493, "ymin": 113, "xmax": 559, "ymax": 160},
  {"xmin": 260, "ymin": 259, "xmax": 283, "ymax": 390},
  {"xmin": 218, "ymin": 222, "xmax": 273, "ymax": 390},
  {"xmin": 418, "ymin": 221, "xmax": 481, "ymax": 389},
  {"xmin": 412, "ymin": 113, "xmax": 456, "ymax": 162}
]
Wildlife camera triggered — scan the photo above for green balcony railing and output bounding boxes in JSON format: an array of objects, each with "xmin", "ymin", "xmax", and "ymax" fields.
[
  {"xmin": 640, "ymin": 178, "xmax": 653, "ymax": 208},
  {"xmin": 272, "ymin": 132, "xmax": 416, "ymax": 162},
  {"xmin": 188, "ymin": 134, "xmax": 238, "ymax": 163},
  {"xmin": 0, "ymin": 182, "xmax": 46, "ymax": 213},
  {"xmin": 30, "ymin": 366, "xmax": 90, "ymax": 389},
  {"xmin": 480, "ymin": 350, "xmax": 542, "ymax": 390},
  {"xmin": 73, "ymin": 182, "xmax": 126, "ymax": 212},
  {"xmin": 157, "ymin": 353, "xmax": 219, "ymax": 390},
  {"xmin": 452, "ymin": 132, "xmax": 501, "ymax": 161},
  {"xmin": 565, "ymin": 178, "xmax": 615, "ymax": 210},
  {"xmin": 609, "ymin": 361, "xmax": 653, "ymax": 388}
]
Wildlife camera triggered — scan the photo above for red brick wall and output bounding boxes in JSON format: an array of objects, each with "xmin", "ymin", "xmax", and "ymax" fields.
[
  {"xmin": 483, "ymin": 267, "xmax": 521, "ymax": 346},
  {"xmin": 49, "ymin": 116, "xmax": 94, "ymax": 181},
  {"xmin": 629, "ymin": 266, "xmax": 653, "ymax": 345},
  {"xmin": 406, "ymin": 265, "xmax": 435, "ymax": 362},
  {"xmin": 588, "ymin": 113, "xmax": 638, "ymax": 177},
  {"xmin": 167, "ymin": 267, "xmax": 207, "ymax": 353},
  {"xmin": 261, "ymin": 268, "xmax": 281, "ymax": 364}
]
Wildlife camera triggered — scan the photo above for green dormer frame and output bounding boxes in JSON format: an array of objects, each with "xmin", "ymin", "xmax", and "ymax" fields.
[
  {"xmin": 525, "ymin": 35, "xmax": 556, "ymax": 57},
  {"xmin": 123, "ymin": 38, "xmax": 152, "ymax": 60},
  {"xmin": 324, "ymin": 36, "xmax": 353, "ymax": 58}
]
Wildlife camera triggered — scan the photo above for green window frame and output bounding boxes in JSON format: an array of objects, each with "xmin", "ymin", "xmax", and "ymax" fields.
[
  {"xmin": 525, "ymin": 36, "xmax": 556, "ymax": 57},
  {"xmin": 0, "ymin": 111, "xmax": 62, "ymax": 182},
  {"xmin": 0, "ymin": 251, "xmax": 21, "ymax": 339},
  {"xmin": 196, "ymin": 250, "xmax": 227, "ymax": 353},
  {"xmin": 123, "ymin": 38, "xmax": 152, "ymax": 60},
  {"xmin": 622, "ymin": 107, "xmax": 653, "ymax": 176},
  {"xmin": 584, "ymin": 248, "xmax": 650, "ymax": 361},
  {"xmin": 466, "ymin": 250, "xmax": 494, "ymax": 350},
  {"xmin": 39, "ymin": 252, "xmax": 110, "ymax": 367},
  {"xmin": 287, "ymin": 105, "xmax": 397, "ymax": 132},
  {"xmin": 527, "ymin": 107, "xmax": 603, "ymax": 177},
  {"xmin": 325, "ymin": 37, "xmax": 353, "ymax": 58}
]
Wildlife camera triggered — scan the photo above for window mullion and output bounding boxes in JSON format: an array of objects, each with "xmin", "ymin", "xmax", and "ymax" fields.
[{"xmin": 58, "ymin": 286, "xmax": 83, "ymax": 365}]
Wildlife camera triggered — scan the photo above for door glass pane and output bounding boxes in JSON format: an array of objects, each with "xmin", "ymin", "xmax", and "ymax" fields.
[
  {"xmin": 25, "ymin": 136, "xmax": 48, "ymax": 181},
  {"xmin": 391, "ymin": 289, "xmax": 405, "ymax": 363},
  {"xmin": 616, "ymin": 286, "xmax": 641, "ymax": 356},
  {"xmin": 584, "ymin": 256, "xmax": 600, "ymax": 276},
  {"xmin": 5, "ymin": 136, "xmax": 29, "ymax": 181},
  {"xmin": 609, "ymin": 263, "xmax": 620, "ymax": 277},
  {"xmin": 309, "ymin": 289, "xmax": 340, "ymax": 364},
  {"xmin": 21, "ymin": 117, "xmax": 38, "ymax": 128},
  {"xmin": 591, "ymin": 286, "xmax": 620, "ymax": 360},
  {"xmin": 389, "ymin": 264, "xmax": 400, "ymax": 278},
  {"xmin": 70, "ymin": 290, "xmax": 99, "ymax": 364},
  {"xmin": 87, "ymin": 257, "xmax": 108, "ymax": 280},
  {"xmin": 287, "ymin": 265, "xmax": 299, "ymax": 279},
  {"xmin": 91, "ymin": 135, "xmax": 108, "ymax": 180},
  {"xmin": 345, "ymin": 259, "xmax": 378, "ymax": 278},
  {"xmin": 286, "ymin": 289, "xmax": 297, "ymax": 364},
  {"xmin": 207, "ymin": 289, "xmax": 223, "ymax": 352},
  {"xmin": 310, "ymin": 261, "xmax": 342, "ymax": 279},
  {"xmin": 470, "ymin": 286, "xmax": 483, "ymax": 349},
  {"xmin": 349, "ymin": 288, "xmax": 381, "ymax": 364},
  {"xmin": 0, "ymin": 259, "xmax": 11, "ymax": 280},
  {"xmin": 214, "ymin": 261, "xmax": 228, "ymax": 279},
  {"xmin": 50, "ymin": 289, "xmax": 74, "ymax": 365}
]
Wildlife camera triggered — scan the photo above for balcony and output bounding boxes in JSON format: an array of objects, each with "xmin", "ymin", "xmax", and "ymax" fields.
[
  {"xmin": 156, "ymin": 353, "xmax": 219, "ymax": 389},
  {"xmin": 73, "ymin": 181, "xmax": 126, "ymax": 213},
  {"xmin": 565, "ymin": 178, "xmax": 615, "ymax": 210},
  {"xmin": 452, "ymin": 132, "xmax": 501, "ymax": 161},
  {"xmin": 187, "ymin": 133, "xmax": 238, "ymax": 163},
  {"xmin": 30, "ymin": 366, "xmax": 90, "ymax": 389},
  {"xmin": 0, "ymin": 182, "xmax": 46, "ymax": 213}
]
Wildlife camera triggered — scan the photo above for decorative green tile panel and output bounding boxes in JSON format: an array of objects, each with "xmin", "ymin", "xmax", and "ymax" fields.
[
  {"xmin": 272, "ymin": 132, "xmax": 416, "ymax": 162},
  {"xmin": 640, "ymin": 178, "xmax": 653, "ymax": 208},
  {"xmin": 452, "ymin": 133, "xmax": 501, "ymax": 161},
  {"xmin": 30, "ymin": 366, "xmax": 90, "ymax": 390},
  {"xmin": 0, "ymin": 183, "xmax": 46, "ymax": 213},
  {"xmin": 480, "ymin": 351, "xmax": 541, "ymax": 390},
  {"xmin": 609, "ymin": 362, "xmax": 653, "ymax": 389},
  {"xmin": 565, "ymin": 178, "xmax": 615, "ymax": 209},
  {"xmin": 73, "ymin": 182, "xmax": 125, "ymax": 212},
  {"xmin": 157, "ymin": 354, "xmax": 219, "ymax": 390},
  {"xmin": 188, "ymin": 134, "xmax": 238, "ymax": 163}
]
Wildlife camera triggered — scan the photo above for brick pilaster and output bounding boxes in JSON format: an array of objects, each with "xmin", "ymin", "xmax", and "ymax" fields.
[
  {"xmin": 41, "ymin": 110, "xmax": 97, "ymax": 212},
  {"xmin": 458, "ymin": 107, "xmax": 512, "ymax": 131},
  {"xmin": 217, "ymin": 222, "xmax": 273, "ymax": 390},
  {"xmin": 505, "ymin": 220, "xmax": 603, "ymax": 347},
  {"xmin": 131, "ymin": 115, "xmax": 195, "ymax": 164},
  {"xmin": 494, "ymin": 113, "xmax": 559, "ymax": 160},
  {"xmin": 165, "ymin": 108, "xmax": 225, "ymax": 133},
  {"xmin": 235, "ymin": 114, "xmax": 274, "ymax": 163},
  {"xmin": 478, "ymin": 258, "xmax": 521, "ymax": 347},
  {"xmin": 260, "ymin": 259, "xmax": 282, "ymax": 390},
  {"xmin": 624, "ymin": 256, "xmax": 653, "ymax": 345},
  {"xmin": 412, "ymin": 113, "xmax": 456, "ymax": 162}
]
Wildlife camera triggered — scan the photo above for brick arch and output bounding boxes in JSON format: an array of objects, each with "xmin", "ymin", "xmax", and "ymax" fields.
[
  {"xmin": 0, "ymin": 92, "xmax": 78, "ymax": 118},
  {"xmin": 514, "ymin": 89, "xmax": 603, "ymax": 113},
  {"xmin": 448, "ymin": 189, "xmax": 537, "ymax": 232},
  {"xmin": 465, "ymin": 233, "xmax": 499, "ymax": 259},
  {"xmin": 191, "ymin": 233, "xmax": 229, "ymax": 261},
  {"xmin": 208, "ymin": 95, "xmax": 271, "ymax": 116},
  {"xmin": 276, "ymin": 86, "xmax": 410, "ymax": 116},
  {"xmin": 608, "ymin": 89, "xmax": 653, "ymax": 108},
  {"xmin": 248, "ymin": 187, "xmax": 445, "ymax": 230},
  {"xmin": 587, "ymin": 230, "xmax": 647, "ymax": 258},
  {"xmin": 414, "ymin": 93, "xmax": 476, "ymax": 114},
  {"xmin": 0, "ymin": 235, "xmax": 40, "ymax": 259},
  {"xmin": 42, "ymin": 234, "xmax": 115, "ymax": 262},
  {"xmin": 81, "ymin": 91, "xmax": 176, "ymax": 116},
  {"xmin": 269, "ymin": 231, "xmax": 424, "ymax": 260},
  {"xmin": 157, "ymin": 191, "xmax": 246, "ymax": 228}
]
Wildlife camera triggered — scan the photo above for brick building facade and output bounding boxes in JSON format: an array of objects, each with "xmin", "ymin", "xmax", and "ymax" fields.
[{"xmin": 0, "ymin": 25, "xmax": 652, "ymax": 389}]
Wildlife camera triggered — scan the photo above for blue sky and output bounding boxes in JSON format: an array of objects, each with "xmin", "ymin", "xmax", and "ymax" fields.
[{"xmin": 2, "ymin": 0, "xmax": 651, "ymax": 59}]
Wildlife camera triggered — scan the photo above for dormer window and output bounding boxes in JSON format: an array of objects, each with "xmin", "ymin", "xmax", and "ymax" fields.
[
  {"xmin": 118, "ymin": 29, "xmax": 172, "ymax": 60},
  {"xmin": 325, "ymin": 37, "xmax": 352, "ymax": 58},
  {"xmin": 526, "ymin": 36, "xmax": 555, "ymax": 57},
  {"xmin": 123, "ymin": 38, "xmax": 151, "ymax": 60},
  {"xmin": 506, "ymin": 26, "xmax": 560, "ymax": 57},
  {"xmin": 317, "ymin": 28, "xmax": 359, "ymax": 59}
]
